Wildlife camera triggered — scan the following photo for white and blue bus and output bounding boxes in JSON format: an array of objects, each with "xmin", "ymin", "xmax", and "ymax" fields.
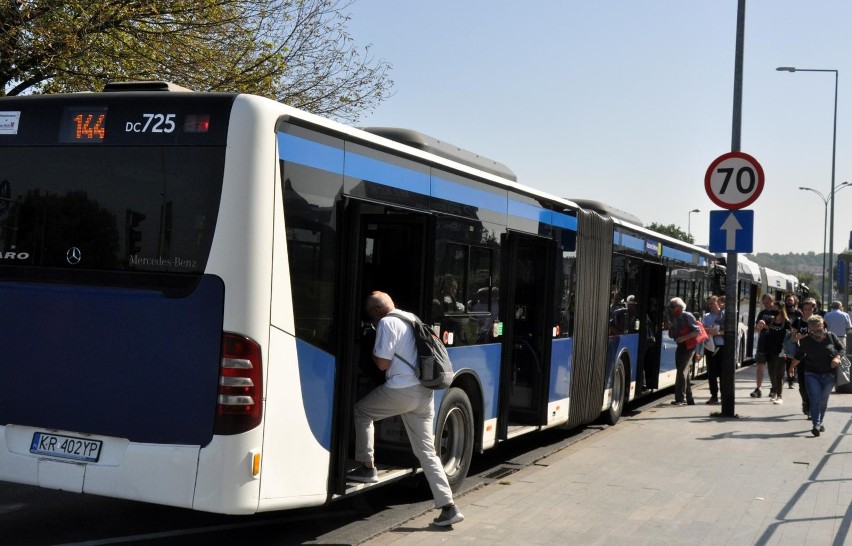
[{"xmin": 0, "ymin": 83, "xmax": 713, "ymax": 514}]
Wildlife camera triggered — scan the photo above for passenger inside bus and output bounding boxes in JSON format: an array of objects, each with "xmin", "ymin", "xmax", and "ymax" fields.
[{"xmin": 431, "ymin": 273, "xmax": 467, "ymax": 345}]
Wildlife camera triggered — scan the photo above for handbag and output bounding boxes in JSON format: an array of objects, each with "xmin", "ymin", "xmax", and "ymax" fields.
[
  {"xmin": 836, "ymin": 355, "xmax": 851, "ymax": 386},
  {"xmin": 681, "ymin": 320, "xmax": 709, "ymax": 350},
  {"xmin": 781, "ymin": 331, "xmax": 796, "ymax": 358}
]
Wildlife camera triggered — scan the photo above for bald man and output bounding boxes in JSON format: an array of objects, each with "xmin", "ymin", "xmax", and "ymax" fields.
[{"xmin": 349, "ymin": 291, "xmax": 464, "ymax": 527}]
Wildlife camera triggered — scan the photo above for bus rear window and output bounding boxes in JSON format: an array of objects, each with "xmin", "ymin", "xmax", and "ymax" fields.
[{"xmin": 0, "ymin": 146, "xmax": 224, "ymax": 282}]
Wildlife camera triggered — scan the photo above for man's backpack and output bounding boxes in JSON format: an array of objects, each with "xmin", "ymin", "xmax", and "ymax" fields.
[{"xmin": 388, "ymin": 310, "xmax": 454, "ymax": 389}]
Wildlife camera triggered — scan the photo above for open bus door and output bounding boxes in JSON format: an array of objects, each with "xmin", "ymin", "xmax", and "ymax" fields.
[
  {"xmin": 334, "ymin": 200, "xmax": 431, "ymax": 495},
  {"xmin": 498, "ymin": 232, "xmax": 554, "ymax": 436},
  {"xmin": 640, "ymin": 262, "xmax": 667, "ymax": 389}
]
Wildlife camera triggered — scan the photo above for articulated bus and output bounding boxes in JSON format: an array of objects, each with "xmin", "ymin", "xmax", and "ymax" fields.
[{"xmin": 0, "ymin": 84, "xmax": 713, "ymax": 514}]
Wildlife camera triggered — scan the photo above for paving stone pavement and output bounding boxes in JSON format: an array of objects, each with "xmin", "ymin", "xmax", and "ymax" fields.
[{"xmin": 362, "ymin": 366, "xmax": 852, "ymax": 545}]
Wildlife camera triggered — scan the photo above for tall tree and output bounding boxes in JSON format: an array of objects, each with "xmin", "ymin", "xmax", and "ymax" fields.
[
  {"xmin": 0, "ymin": 0, "xmax": 392, "ymax": 122},
  {"xmin": 646, "ymin": 222, "xmax": 693, "ymax": 244}
]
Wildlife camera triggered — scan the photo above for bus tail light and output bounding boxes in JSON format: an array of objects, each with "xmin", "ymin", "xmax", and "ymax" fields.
[{"xmin": 215, "ymin": 333, "xmax": 263, "ymax": 435}]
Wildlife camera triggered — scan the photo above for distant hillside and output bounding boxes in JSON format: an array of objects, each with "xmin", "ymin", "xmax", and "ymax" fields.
[{"xmin": 745, "ymin": 252, "xmax": 825, "ymax": 279}]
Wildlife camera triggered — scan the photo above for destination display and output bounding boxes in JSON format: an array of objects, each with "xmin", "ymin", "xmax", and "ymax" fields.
[{"xmin": 0, "ymin": 94, "xmax": 233, "ymax": 146}]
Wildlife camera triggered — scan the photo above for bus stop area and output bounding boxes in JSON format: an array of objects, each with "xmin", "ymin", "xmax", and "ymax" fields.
[{"xmin": 364, "ymin": 365, "xmax": 852, "ymax": 545}]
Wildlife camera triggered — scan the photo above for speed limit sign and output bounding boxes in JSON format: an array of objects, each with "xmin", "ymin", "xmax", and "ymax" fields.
[{"xmin": 704, "ymin": 151, "xmax": 764, "ymax": 210}]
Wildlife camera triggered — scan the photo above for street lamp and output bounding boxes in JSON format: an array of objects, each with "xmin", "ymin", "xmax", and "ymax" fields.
[
  {"xmin": 687, "ymin": 208, "xmax": 700, "ymax": 241},
  {"xmin": 777, "ymin": 66, "xmax": 839, "ymax": 300},
  {"xmin": 799, "ymin": 181, "xmax": 852, "ymax": 302}
]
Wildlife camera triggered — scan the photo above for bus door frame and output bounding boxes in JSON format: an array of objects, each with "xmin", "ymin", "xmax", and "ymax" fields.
[
  {"xmin": 640, "ymin": 261, "xmax": 667, "ymax": 389},
  {"xmin": 497, "ymin": 231, "xmax": 555, "ymax": 437},
  {"xmin": 331, "ymin": 198, "xmax": 433, "ymax": 495}
]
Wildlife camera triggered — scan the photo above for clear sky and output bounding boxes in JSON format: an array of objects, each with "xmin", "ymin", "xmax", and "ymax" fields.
[{"xmin": 344, "ymin": 1, "xmax": 852, "ymax": 255}]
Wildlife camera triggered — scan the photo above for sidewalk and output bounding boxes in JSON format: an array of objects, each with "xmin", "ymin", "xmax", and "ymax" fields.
[{"xmin": 364, "ymin": 366, "xmax": 852, "ymax": 545}]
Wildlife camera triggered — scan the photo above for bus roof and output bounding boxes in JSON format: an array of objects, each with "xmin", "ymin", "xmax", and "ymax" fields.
[{"xmin": 361, "ymin": 127, "xmax": 517, "ymax": 182}]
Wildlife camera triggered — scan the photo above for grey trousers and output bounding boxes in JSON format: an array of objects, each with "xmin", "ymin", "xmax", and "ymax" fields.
[
  {"xmin": 354, "ymin": 383, "xmax": 454, "ymax": 507},
  {"xmin": 675, "ymin": 344, "xmax": 694, "ymax": 403}
]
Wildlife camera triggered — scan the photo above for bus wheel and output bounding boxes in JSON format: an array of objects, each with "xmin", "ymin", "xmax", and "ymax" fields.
[
  {"xmin": 606, "ymin": 359, "xmax": 627, "ymax": 425},
  {"xmin": 436, "ymin": 387, "xmax": 474, "ymax": 491}
]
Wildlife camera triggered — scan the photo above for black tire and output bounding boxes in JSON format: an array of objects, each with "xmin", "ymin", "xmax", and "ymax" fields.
[
  {"xmin": 606, "ymin": 359, "xmax": 626, "ymax": 425},
  {"xmin": 435, "ymin": 387, "xmax": 474, "ymax": 491}
]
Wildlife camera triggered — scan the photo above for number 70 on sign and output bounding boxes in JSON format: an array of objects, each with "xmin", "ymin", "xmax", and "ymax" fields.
[{"xmin": 704, "ymin": 151, "xmax": 765, "ymax": 210}]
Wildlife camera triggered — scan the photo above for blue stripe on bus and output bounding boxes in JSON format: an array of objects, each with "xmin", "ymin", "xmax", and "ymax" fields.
[
  {"xmin": 295, "ymin": 340, "xmax": 335, "ymax": 450},
  {"xmin": 345, "ymin": 151, "xmax": 431, "ymax": 195},
  {"xmin": 662, "ymin": 246, "xmax": 693, "ymax": 263},
  {"xmin": 549, "ymin": 337, "xmax": 573, "ymax": 401},
  {"xmin": 552, "ymin": 211, "xmax": 577, "ymax": 231},
  {"xmin": 659, "ymin": 334, "xmax": 677, "ymax": 374},
  {"xmin": 446, "ymin": 343, "xmax": 501, "ymax": 420},
  {"xmin": 278, "ymin": 132, "xmax": 344, "ymax": 174},
  {"xmin": 278, "ymin": 131, "xmax": 577, "ymax": 232},
  {"xmin": 620, "ymin": 232, "xmax": 645, "ymax": 252},
  {"xmin": 431, "ymin": 176, "xmax": 507, "ymax": 215},
  {"xmin": 508, "ymin": 200, "xmax": 552, "ymax": 224}
]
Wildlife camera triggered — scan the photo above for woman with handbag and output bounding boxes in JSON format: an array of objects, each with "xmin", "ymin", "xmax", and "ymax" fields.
[
  {"xmin": 789, "ymin": 315, "xmax": 845, "ymax": 437},
  {"xmin": 666, "ymin": 297, "xmax": 702, "ymax": 406}
]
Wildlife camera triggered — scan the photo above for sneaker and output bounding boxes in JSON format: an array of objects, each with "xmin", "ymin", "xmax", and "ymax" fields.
[
  {"xmin": 686, "ymin": 399, "xmax": 695, "ymax": 406},
  {"xmin": 787, "ymin": 380, "xmax": 794, "ymax": 389},
  {"xmin": 347, "ymin": 464, "xmax": 378, "ymax": 483},
  {"xmin": 811, "ymin": 427, "xmax": 820, "ymax": 437},
  {"xmin": 670, "ymin": 401, "xmax": 686, "ymax": 406},
  {"xmin": 433, "ymin": 504, "xmax": 464, "ymax": 527},
  {"xmin": 769, "ymin": 393, "xmax": 777, "ymax": 401},
  {"xmin": 750, "ymin": 388, "xmax": 762, "ymax": 398},
  {"xmin": 706, "ymin": 397, "xmax": 719, "ymax": 405},
  {"xmin": 773, "ymin": 398, "xmax": 783, "ymax": 405},
  {"xmin": 819, "ymin": 425, "xmax": 825, "ymax": 432}
]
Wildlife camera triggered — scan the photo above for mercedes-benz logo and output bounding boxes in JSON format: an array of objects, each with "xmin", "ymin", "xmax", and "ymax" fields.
[{"xmin": 66, "ymin": 247, "xmax": 82, "ymax": 265}]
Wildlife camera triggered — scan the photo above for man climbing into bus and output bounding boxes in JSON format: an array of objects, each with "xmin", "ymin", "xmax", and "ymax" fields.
[{"xmin": 348, "ymin": 291, "xmax": 464, "ymax": 527}]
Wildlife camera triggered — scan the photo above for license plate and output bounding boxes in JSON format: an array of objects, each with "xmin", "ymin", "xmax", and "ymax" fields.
[{"xmin": 30, "ymin": 432, "xmax": 102, "ymax": 463}]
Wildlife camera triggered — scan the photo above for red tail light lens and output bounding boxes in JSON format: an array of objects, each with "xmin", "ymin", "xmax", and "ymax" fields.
[{"xmin": 215, "ymin": 333, "xmax": 263, "ymax": 435}]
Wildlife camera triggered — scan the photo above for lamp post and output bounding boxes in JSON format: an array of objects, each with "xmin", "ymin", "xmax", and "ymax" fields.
[
  {"xmin": 687, "ymin": 208, "xmax": 700, "ymax": 242},
  {"xmin": 777, "ymin": 66, "xmax": 839, "ymax": 301},
  {"xmin": 799, "ymin": 181, "xmax": 852, "ymax": 302}
]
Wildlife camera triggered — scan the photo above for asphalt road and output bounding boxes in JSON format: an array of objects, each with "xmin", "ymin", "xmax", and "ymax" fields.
[{"xmin": 0, "ymin": 391, "xmax": 670, "ymax": 545}]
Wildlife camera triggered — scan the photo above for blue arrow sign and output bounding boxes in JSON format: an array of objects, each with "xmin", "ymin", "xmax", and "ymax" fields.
[{"xmin": 709, "ymin": 209, "xmax": 753, "ymax": 253}]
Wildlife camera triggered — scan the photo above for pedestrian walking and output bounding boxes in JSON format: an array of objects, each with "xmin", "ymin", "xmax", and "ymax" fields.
[
  {"xmin": 751, "ymin": 294, "xmax": 778, "ymax": 398},
  {"xmin": 789, "ymin": 314, "xmax": 845, "ymax": 436},
  {"xmin": 790, "ymin": 298, "xmax": 817, "ymax": 418},
  {"xmin": 784, "ymin": 294, "xmax": 803, "ymax": 389},
  {"xmin": 763, "ymin": 305, "xmax": 791, "ymax": 404}
]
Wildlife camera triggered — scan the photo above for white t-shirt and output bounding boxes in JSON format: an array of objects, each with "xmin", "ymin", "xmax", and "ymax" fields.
[{"xmin": 373, "ymin": 311, "xmax": 421, "ymax": 389}]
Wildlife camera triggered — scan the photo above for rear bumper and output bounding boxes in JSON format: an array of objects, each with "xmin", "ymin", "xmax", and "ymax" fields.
[{"xmin": 0, "ymin": 424, "xmax": 200, "ymax": 509}]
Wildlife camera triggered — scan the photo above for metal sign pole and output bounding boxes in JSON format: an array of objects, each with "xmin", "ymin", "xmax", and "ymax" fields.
[{"xmin": 721, "ymin": 0, "xmax": 747, "ymax": 417}]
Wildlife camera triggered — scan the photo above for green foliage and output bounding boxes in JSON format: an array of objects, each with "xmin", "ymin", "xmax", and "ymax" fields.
[
  {"xmin": 1, "ymin": 0, "xmax": 392, "ymax": 122},
  {"xmin": 746, "ymin": 252, "xmax": 824, "ymax": 278},
  {"xmin": 747, "ymin": 252, "xmax": 834, "ymax": 301},
  {"xmin": 646, "ymin": 222, "xmax": 694, "ymax": 244}
]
